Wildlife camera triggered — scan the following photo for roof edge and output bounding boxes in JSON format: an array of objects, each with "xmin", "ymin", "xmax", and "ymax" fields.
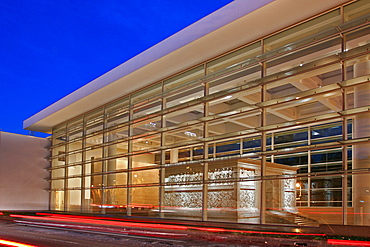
[{"xmin": 23, "ymin": 0, "xmax": 275, "ymax": 132}]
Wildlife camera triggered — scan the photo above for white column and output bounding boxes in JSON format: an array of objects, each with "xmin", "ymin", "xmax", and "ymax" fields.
[
  {"xmin": 170, "ymin": 148, "xmax": 178, "ymax": 163},
  {"xmin": 353, "ymin": 59, "xmax": 370, "ymax": 225},
  {"xmin": 107, "ymin": 134, "xmax": 117, "ymax": 205}
]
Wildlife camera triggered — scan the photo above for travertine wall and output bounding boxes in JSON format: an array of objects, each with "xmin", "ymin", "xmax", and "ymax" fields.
[{"xmin": 0, "ymin": 132, "xmax": 50, "ymax": 210}]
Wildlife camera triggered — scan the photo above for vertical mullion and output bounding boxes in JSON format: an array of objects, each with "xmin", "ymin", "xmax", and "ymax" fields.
[
  {"xmin": 101, "ymin": 121, "xmax": 107, "ymax": 214},
  {"xmin": 308, "ymin": 126, "xmax": 312, "ymax": 208},
  {"xmin": 260, "ymin": 39, "xmax": 267, "ymax": 224},
  {"xmin": 81, "ymin": 116, "xmax": 87, "ymax": 213},
  {"xmin": 202, "ymin": 80, "xmax": 209, "ymax": 221},
  {"xmin": 340, "ymin": 6, "xmax": 348, "ymax": 224},
  {"xmin": 160, "ymin": 81, "xmax": 166, "ymax": 218},
  {"xmin": 271, "ymin": 133, "xmax": 274, "ymax": 163},
  {"xmin": 64, "ymin": 124, "xmax": 69, "ymax": 212},
  {"xmin": 127, "ymin": 95, "xmax": 133, "ymax": 216},
  {"xmin": 101, "ymin": 107, "xmax": 109, "ymax": 214}
]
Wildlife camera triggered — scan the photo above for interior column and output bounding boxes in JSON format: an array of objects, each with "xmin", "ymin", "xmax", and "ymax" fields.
[
  {"xmin": 353, "ymin": 59, "xmax": 370, "ymax": 225},
  {"xmin": 107, "ymin": 134, "xmax": 117, "ymax": 205}
]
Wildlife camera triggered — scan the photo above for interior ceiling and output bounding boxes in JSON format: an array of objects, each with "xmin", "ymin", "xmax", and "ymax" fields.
[
  {"xmin": 105, "ymin": 62, "xmax": 347, "ymax": 151},
  {"xmin": 88, "ymin": 33, "xmax": 370, "ymax": 150},
  {"xmin": 127, "ymin": 34, "xmax": 370, "ymax": 150}
]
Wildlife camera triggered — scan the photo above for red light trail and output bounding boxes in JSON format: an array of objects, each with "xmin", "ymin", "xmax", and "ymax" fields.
[
  {"xmin": 9, "ymin": 213, "xmax": 325, "ymax": 236},
  {"xmin": 6, "ymin": 213, "xmax": 370, "ymax": 246},
  {"xmin": 327, "ymin": 239, "xmax": 370, "ymax": 246}
]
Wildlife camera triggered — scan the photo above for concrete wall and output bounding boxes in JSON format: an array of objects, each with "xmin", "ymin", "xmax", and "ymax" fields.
[{"xmin": 0, "ymin": 132, "xmax": 50, "ymax": 210}]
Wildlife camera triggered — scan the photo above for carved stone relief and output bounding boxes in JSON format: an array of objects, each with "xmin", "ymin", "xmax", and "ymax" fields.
[
  {"xmin": 239, "ymin": 190, "xmax": 256, "ymax": 208},
  {"xmin": 208, "ymin": 191, "xmax": 236, "ymax": 208}
]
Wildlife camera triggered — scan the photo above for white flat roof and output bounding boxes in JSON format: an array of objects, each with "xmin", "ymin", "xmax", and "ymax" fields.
[{"xmin": 24, "ymin": 0, "xmax": 350, "ymax": 133}]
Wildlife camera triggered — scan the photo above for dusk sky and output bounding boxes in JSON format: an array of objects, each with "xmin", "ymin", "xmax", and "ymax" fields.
[{"xmin": 0, "ymin": 0, "xmax": 233, "ymax": 137}]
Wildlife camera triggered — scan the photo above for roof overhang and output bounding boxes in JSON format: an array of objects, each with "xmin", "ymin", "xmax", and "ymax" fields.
[{"xmin": 24, "ymin": 0, "xmax": 350, "ymax": 133}]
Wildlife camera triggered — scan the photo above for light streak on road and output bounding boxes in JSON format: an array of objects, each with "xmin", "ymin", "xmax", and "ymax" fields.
[
  {"xmin": 9, "ymin": 213, "xmax": 325, "ymax": 237},
  {"xmin": 327, "ymin": 239, "xmax": 370, "ymax": 246},
  {"xmin": 0, "ymin": 239, "xmax": 37, "ymax": 247},
  {"xmin": 4, "ymin": 212, "xmax": 370, "ymax": 246}
]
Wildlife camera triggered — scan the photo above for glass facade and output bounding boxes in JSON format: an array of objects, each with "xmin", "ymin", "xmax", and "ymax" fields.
[{"xmin": 49, "ymin": 0, "xmax": 370, "ymax": 226}]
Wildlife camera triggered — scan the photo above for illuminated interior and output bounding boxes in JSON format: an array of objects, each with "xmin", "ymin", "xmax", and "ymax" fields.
[{"xmin": 46, "ymin": 0, "xmax": 370, "ymax": 226}]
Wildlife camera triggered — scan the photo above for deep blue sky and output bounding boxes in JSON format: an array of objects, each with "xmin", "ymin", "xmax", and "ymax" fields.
[{"xmin": 0, "ymin": 0, "xmax": 233, "ymax": 137}]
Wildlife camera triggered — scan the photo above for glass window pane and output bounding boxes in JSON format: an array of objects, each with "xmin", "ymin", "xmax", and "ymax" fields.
[
  {"xmin": 206, "ymin": 42, "xmax": 260, "ymax": 75},
  {"xmin": 67, "ymin": 190, "xmax": 81, "ymax": 212},
  {"xmin": 131, "ymin": 83, "xmax": 162, "ymax": 104},
  {"xmin": 164, "ymin": 163, "xmax": 203, "ymax": 220},
  {"xmin": 264, "ymin": 10, "xmax": 340, "ymax": 52},
  {"xmin": 130, "ymin": 186, "xmax": 159, "ymax": 217},
  {"xmin": 164, "ymin": 66, "xmax": 204, "ymax": 93},
  {"xmin": 106, "ymin": 97, "xmax": 129, "ymax": 128}
]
